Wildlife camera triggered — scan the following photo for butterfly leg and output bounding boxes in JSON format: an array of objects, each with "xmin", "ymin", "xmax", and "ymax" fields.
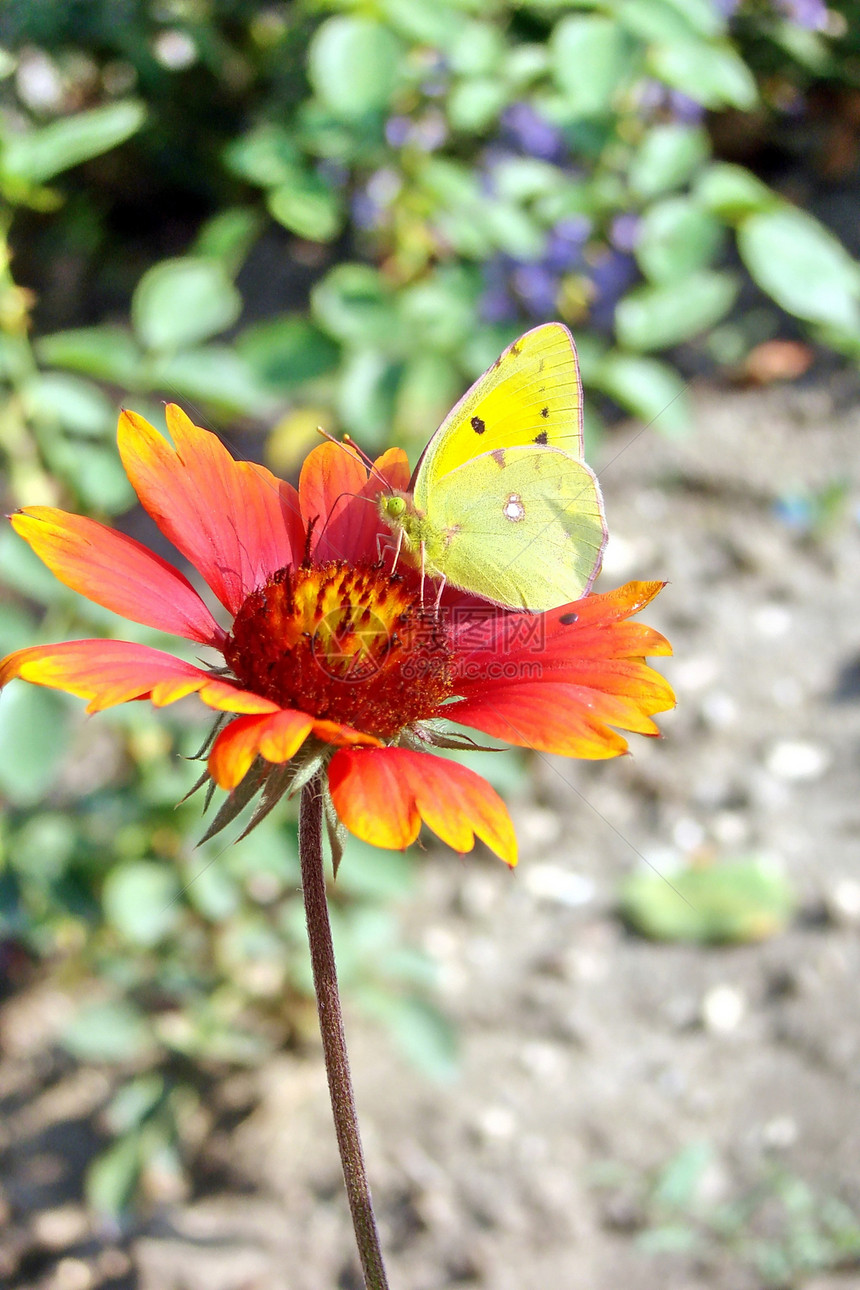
[
  {"xmin": 390, "ymin": 526, "xmax": 405, "ymax": 574},
  {"xmin": 419, "ymin": 541, "xmax": 426, "ymax": 604},
  {"xmin": 433, "ymin": 575, "xmax": 447, "ymax": 612}
]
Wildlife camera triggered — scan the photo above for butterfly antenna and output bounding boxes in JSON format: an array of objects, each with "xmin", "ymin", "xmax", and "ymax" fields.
[{"xmin": 316, "ymin": 425, "xmax": 393, "ymax": 494}]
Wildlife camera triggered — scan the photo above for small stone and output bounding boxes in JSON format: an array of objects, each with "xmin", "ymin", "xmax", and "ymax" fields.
[
  {"xmin": 765, "ymin": 740, "xmax": 830, "ymax": 781},
  {"xmin": 672, "ymin": 655, "xmax": 719, "ymax": 693},
  {"xmin": 826, "ymin": 878, "xmax": 860, "ymax": 926},
  {"xmin": 152, "ymin": 29, "xmax": 197, "ymax": 70},
  {"xmin": 700, "ymin": 690, "xmax": 738, "ymax": 729},
  {"xmin": 523, "ymin": 864, "xmax": 595, "ymax": 907},
  {"xmin": 762, "ymin": 1115, "xmax": 798, "ymax": 1149},
  {"xmin": 752, "ymin": 603, "xmax": 792, "ymax": 637},
  {"xmin": 51, "ymin": 1258, "xmax": 93, "ymax": 1290},
  {"xmin": 672, "ymin": 816, "xmax": 705, "ymax": 851},
  {"xmin": 701, "ymin": 984, "xmax": 746, "ymax": 1033},
  {"xmin": 771, "ymin": 677, "xmax": 804, "ymax": 708},
  {"xmin": 33, "ymin": 1206, "xmax": 90, "ymax": 1249},
  {"xmin": 711, "ymin": 812, "xmax": 749, "ymax": 846},
  {"xmin": 476, "ymin": 1105, "xmax": 517, "ymax": 1141},
  {"xmin": 600, "ymin": 533, "xmax": 652, "ymax": 578}
]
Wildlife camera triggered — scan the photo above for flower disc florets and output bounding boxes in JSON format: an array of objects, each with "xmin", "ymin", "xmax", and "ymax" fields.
[{"xmin": 224, "ymin": 560, "xmax": 455, "ymax": 739}]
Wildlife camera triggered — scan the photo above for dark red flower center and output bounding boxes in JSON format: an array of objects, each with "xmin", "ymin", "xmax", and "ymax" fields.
[{"xmin": 224, "ymin": 562, "xmax": 455, "ymax": 739}]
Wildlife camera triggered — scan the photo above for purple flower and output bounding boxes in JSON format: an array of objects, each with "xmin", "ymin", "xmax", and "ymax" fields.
[
  {"xmin": 667, "ymin": 91, "xmax": 706, "ymax": 124},
  {"xmin": 512, "ymin": 263, "xmax": 560, "ymax": 317},
  {"xmin": 479, "ymin": 286, "xmax": 519, "ymax": 324},
  {"xmin": 543, "ymin": 217, "xmax": 591, "ymax": 271},
  {"xmin": 588, "ymin": 249, "xmax": 638, "ymax": 331},
  {"xmin": 609, "ymin": 214, "xmax": 641, "ymax": 254},
  {"xmin": 776, "ymin": 0, "xmax": 828, "ymax": 29},
  {"xmin": 351, "ymin": 191, "xmax": 382, "ymax": 230},
  {"xmin": 385, "ymin": 116, "xmax": 412, "ymax": 148},
  {"xmin": 412, "ymin": 109, "xmax": 448, "ymax": 152},
  {"xmin": 500, "ymin": 103, "xmax": 567, "ymax": 163}
]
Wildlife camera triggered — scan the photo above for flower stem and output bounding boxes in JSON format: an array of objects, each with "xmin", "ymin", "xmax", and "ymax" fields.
[{"xmin": 298, "ymin": 778, "xmax": 390, "ymax": 1290}]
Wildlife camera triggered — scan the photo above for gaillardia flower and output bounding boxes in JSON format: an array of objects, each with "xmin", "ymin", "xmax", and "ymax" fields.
[{"xmin": 0, "ymin": 406, "xmax": 674, "ymax": 868}]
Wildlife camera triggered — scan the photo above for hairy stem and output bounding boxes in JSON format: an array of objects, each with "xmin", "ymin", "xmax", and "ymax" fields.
[{"xmin": 298, "ymin": 778, "xmax": 390, "ymax": 1290}]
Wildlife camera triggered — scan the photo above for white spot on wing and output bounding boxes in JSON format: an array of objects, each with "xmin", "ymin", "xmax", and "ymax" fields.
[{"xmin": 504, "ymin": 493, "xmax": 525, "ymax": 522}]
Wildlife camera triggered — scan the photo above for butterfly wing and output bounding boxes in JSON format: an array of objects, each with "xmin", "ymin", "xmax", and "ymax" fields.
[
  {"xmin": 424, "ymin": 446, "xmax": 606, "ymax": 611},
  {"xmin": 412, "ymin": 322, "xmax": 583, "ymax": 510}
]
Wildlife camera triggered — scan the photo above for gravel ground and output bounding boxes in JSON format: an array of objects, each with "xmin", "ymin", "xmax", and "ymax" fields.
[{"xmin": 2, "ymin": 378, "xmax": 859, "ymax": 1290}]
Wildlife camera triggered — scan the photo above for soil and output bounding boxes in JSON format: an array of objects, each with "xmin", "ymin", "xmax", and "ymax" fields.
[{"xmin": 2, "ymin": 378, "xmax": 860, "ymax": 1290}]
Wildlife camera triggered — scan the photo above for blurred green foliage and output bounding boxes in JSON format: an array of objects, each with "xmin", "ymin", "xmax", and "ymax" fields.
[
  {"xmin": 594, "ymin": 1144, "xmax": 860, "ymax": 1284},
  {"xmin": 1, "ymin": 0, "xmax": 858, "ymax": 1210}
]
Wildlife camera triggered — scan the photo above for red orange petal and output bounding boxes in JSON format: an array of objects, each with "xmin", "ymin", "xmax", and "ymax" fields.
[
  {"xmin": 328, "ymin": 747, "xmax": 517, "ymax": 866},
  {"xmin": 118, "ymin": 406, "xmax": 304, "ymax": 614},
  {"xmin": 208, "ymin": 709, "xmax": 316, "ymax": 788},
  {"xmin": 10, "ymin": 508, "xmax": 224, "ymax": 647},
  {"xmin": 299, "ymin": 441, "xmax": 369, "ymax": 563},
  {"xmin": 0, "ymin": 640, "xmax": 278, "ymax": 716},
  {"xmin": 448, "ymin": 664, "xmax": 675, "ymax": 759}
]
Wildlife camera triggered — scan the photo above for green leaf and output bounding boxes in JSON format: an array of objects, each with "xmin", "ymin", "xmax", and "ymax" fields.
[
  {"xmin": 694, "ymin": 162, "xmax": 777, "ymax": 220},
  {"xmin": 628, "ymin": 124, "xmax": 709, "ymax": 198},
  {"xmin": 381, "ymin": 0, "xmax": 464, "ymax": 47},
  {"xmin": 620, "ymin": 858, "xmax": 796, "ymax": 943},
  {"xmin": 47, "ymin": 439, "xmax": 136, "ymax": 512},
  {"xmin": 449, "ymin": 20, "xmax": 506, "ymax": 75},
  {"xmin": 192, "ymin": 207, "xmax": 263, "ymax": 275},
  {"xmin": 1, "ymin": 100, "xmax": 146, "ymax": 184},
  {"xmin": 62, "ymin": 1000, "xmax": 154, "ymax": 1062},
  {"xmin": 504, "ymin": 44, "xmax": 549, "ymax": 86},
  {"xmin": 614, "ymin": 271, "xmax": 739, "ymax": 350},
  {"xmin": 636, "ymin": 197, "xmax": 723, "ymax": 282},
  {"xmin": 617, "ymin": 0, "xmax": 704, "ymax": 44},
  {"xmin": 551, "ymin": 16, "xmax": 633, "ymax": 116},
  {"xmin": 223, "ymin": 124, "xmax": 300, "ymax": 187},
  {"xmin": 653, "ymin": 1142, "xmax": 715, "ymax": 1209},
  {"xmin": 147, "ymin": 346, "xmax": 274, "ymax": 415},
  {"xmin": 238, "ymin": 316, "xmax": 339, "ymax": 389},
  {"xmin": 648, "ymin": 40, "xmax": 758, "ymax": 109},
  {"xmin": 106, "ymin": 1075, "xmax": 165, "ymax": 1132},
  {"xmin": 103, "ymin": 861, "xmax": 182, "ymax": 947},
  {"xmin": 489, "ymin": 157, "xmax": 567, "ymax": 203},
  {"xmin": 363, "ymin": 993, "xmax": 458, "ymax": 1082},
  {"xmin": 132, "ymin": 258, "xmax": 242, "ymax": 352},
  {"xmin": 23, "ymin": 373, "xmax": 115, "ymax": 438},
  {"xmin": 397, "ymin": 269, "xmax": 479, "ymax": 350},
  {"xmin": 267, "ymin": 174, "xmax": 343, "ymax": 242},
  {"xmin": 308, "ymin": 16, "xmax": 401, "ymax": 119},
  {"xmin": 312, "ymin": 263, "xmax": 400, "ymax": 349},
  {"xmin": 592, "ymin": 352, "xmax": 691, "ymax": 435},
  {"xmin": 0, "ymin": 684, "xmax": 71, "ymax": 805},
  {"xmin": 35, "ymin": 326, "xmax": 143, "ymax": 386},
  {"xmin": 738, "ymin": 207, "xmax": 860, "ymax": 330},
  {"xmin": 481, "ymin": 203, "xmax": 545, "ymax": 259},
  {"xmin": 335, "ymin": 349, "xmax": 400, "ymax": 443},
  {"xmin": 0, "ymin": 527, "xmax": 66, "ymax": 603},
  {"xmin": 660, "ymin": 0, "xmax": 725, "ymax": 34},
  {"xmin": 394, "ymin": 351, "xmax": 462, "ymax": 440},
  {"xmin": 447, "ymin": 77, "xmax": 508, "ymax": 133},
  {"xmin": 86, "ymin": 1132, "xmax": 143, "ymax": 1215}
]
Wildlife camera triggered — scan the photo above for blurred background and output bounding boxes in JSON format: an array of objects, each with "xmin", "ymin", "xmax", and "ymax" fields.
[{"xmin": 1, "ymin": 2, "xmax": 859, "ymax": 1287}]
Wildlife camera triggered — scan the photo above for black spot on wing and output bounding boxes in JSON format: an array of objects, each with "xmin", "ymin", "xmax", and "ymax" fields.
[
  {"xmin": 471, "ymin": 416, "xmax": 486, "ymax": 434},
  {"xmin": 540, "ymin": 406, "xmax": 549, "ymax": 418},
  {"xmin": 534, "ymin": 430, "xmax": 548, "ymax": 445}
]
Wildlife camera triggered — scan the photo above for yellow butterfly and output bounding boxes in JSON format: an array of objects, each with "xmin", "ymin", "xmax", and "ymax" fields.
[{"xmin": 379, "ymin": 322, "xmax": 607, "ymax": 611}]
